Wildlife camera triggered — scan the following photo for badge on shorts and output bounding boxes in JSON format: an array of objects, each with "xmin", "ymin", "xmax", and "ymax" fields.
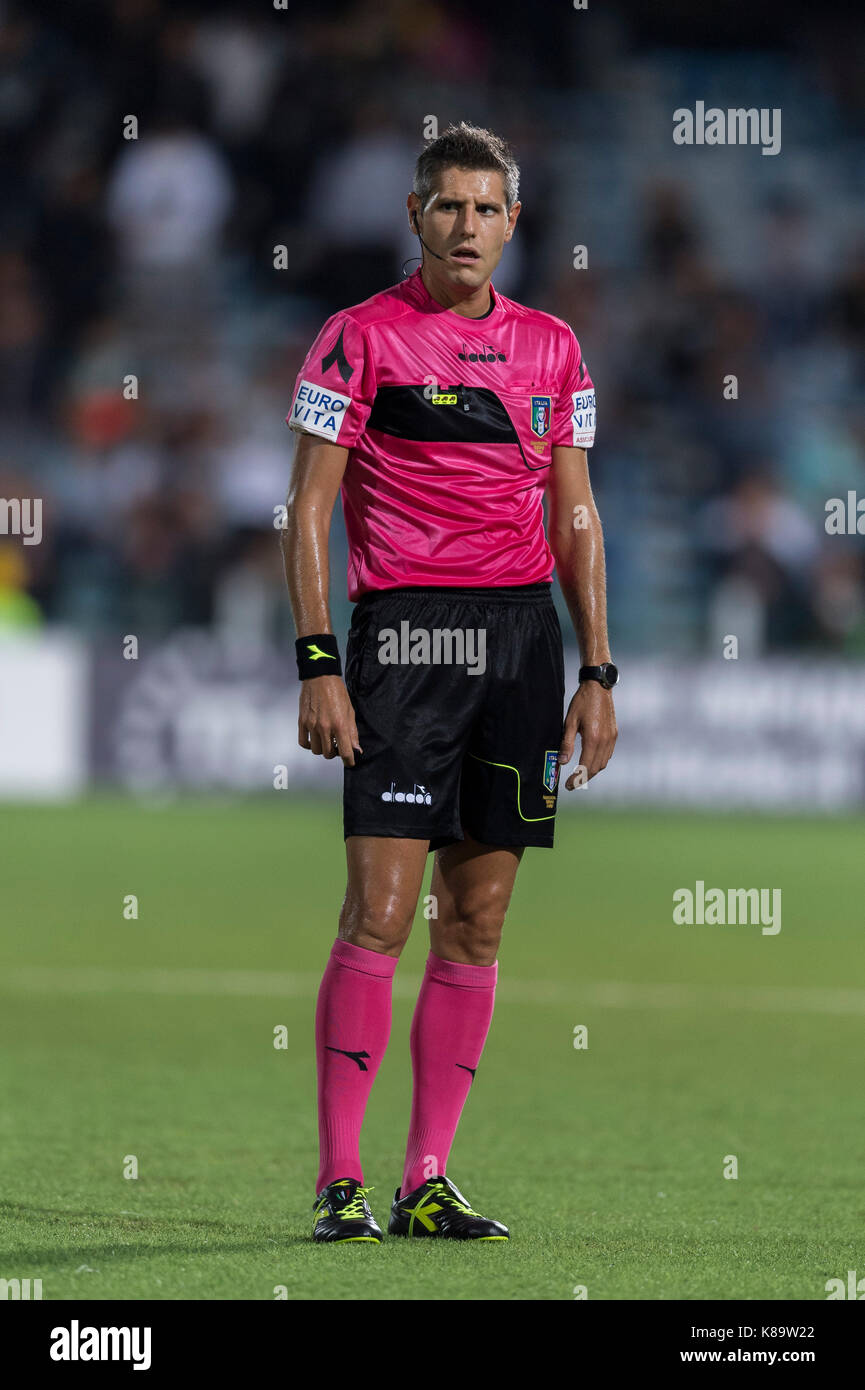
[
  {"xmin": 543, "ymin": 749, "xmax": 560, "ymax": 794},
  {"xmin": 531, "ymin": 395, "xmax": 552, "ymax": 438}
]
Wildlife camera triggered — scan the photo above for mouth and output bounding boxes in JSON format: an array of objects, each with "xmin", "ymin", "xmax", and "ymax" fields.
[{"xmin": 449, "ymin": 247, "xmax": 481, "ymax": 264}]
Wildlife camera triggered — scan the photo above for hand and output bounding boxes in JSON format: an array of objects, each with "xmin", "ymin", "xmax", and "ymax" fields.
[
  {"xmin": 298, "ymin": 675, "xmax": 363, "ymax": 766},
  {"xmin": 558, "ymin": 682, "xmax": 617, "ymax": 790}
]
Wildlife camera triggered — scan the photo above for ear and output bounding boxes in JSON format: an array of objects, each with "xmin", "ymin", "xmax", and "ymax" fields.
[{"xmin": 504, "ymin": 200, "xmax": 522, "ymax": 241}]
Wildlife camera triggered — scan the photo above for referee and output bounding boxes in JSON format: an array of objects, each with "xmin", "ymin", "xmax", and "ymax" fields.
[{"xmin": 282, "ymin": 122, "xmax": 617, "ymax": 1242}]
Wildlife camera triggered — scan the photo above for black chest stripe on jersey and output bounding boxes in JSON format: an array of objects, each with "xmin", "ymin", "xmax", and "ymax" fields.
[{"xmin": 366, "ymin": 385, "xmax": 548, "ymax": 471}]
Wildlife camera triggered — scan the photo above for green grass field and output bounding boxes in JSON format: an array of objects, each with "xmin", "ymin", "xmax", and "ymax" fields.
[{"xmin": 1, "ymin": 797, "xmax": 863, "ymax": 1301}]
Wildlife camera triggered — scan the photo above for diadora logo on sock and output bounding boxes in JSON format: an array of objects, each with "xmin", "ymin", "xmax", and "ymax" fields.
[
  {"xmin": 381, "ymin": 781, "xmax": 432, "ymax": 805},
  {"xmin": 326, "ymin": 1047, "xmax": 371, "ymax": 1071}
]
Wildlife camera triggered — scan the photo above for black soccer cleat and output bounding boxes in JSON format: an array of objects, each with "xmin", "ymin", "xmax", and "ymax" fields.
[
  {"xmin": 388, "ymin": 1174, "xmax": 509, "ymax": 1240},
  {"xmin": 312, "ymin": 1178, "xmax": 383, "ymax": 1243}
]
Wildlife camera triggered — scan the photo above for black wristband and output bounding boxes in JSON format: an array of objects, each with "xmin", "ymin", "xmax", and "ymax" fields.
[{"xmin": 296, "ymin": 633, "xmax": 342, "ymax": 680}]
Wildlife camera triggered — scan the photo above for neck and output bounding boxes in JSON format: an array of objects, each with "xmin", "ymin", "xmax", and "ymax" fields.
[{"xmin": 420, "ymin": 263, "xmax": 492, "ymax": 318}]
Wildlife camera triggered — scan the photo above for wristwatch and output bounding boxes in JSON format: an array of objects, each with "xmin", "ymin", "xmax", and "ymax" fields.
[{"xmin": 579, "ymin": 662, "xmax": 618, "ymax": 690}]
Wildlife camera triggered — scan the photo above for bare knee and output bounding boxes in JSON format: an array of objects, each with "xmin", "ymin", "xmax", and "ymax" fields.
[
  {"xmin": 432, "ymin": 898, "xmax": 505, "ymax": 966},
  {"xmin": 339, "ymin": 892, "xmax": 414, "ymax": 956}
]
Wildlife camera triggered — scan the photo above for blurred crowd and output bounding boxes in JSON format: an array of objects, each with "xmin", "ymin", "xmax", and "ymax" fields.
[{"xmin": 1, "ymin": 0, "xmax": 863, "ymax": 653}]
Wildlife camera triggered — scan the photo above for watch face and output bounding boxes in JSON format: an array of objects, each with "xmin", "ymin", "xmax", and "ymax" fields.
[{"xmin": 602, "ymin": 663, "xmax": 618, "ymax": 688}]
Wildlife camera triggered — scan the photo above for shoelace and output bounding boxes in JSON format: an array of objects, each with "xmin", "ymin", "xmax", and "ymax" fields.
[
  {"xmin": 340, "ymin": 1185, "xmax": 375, "ymax": 1220},
  {"xmin": 429, "ymin": 1181, "xmax": 481, "ymax": 1217}
]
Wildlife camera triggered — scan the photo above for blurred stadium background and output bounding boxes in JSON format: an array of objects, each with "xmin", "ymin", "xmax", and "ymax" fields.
[
  {"xmin": 1, "ymin": 0, "xmax": 864, "ymax": 806},
  {"xmin": 2, "ymin": 0, "xmax": 865, "ymax": 1305}
]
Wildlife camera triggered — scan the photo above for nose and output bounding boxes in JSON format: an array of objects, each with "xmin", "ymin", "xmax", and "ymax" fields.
[{"xmin": 458, "ymin": 204, "xmax": 477, "ymax": 237}]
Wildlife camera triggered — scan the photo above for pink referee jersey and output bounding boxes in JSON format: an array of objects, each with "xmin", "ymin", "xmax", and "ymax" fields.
[{"xmin": 286, "ymin": 267, "xmax": 595, "ymax": 599}]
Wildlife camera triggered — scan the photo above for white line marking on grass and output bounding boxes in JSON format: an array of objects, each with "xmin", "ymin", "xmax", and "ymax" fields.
[{"xmin": 2, "ymin": 968, "xmax": 865, "ymax": 1015}]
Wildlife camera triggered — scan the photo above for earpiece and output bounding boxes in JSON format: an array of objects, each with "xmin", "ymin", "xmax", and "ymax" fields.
[{"xmin": 409, "ymin": 210, "xmax": 446, "ymax": 262}]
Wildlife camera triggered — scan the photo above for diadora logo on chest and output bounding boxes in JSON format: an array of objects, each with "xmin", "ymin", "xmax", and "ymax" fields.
[{"xmin": 458, "ymin": 342, "xmax": 507, "ymax": 363}]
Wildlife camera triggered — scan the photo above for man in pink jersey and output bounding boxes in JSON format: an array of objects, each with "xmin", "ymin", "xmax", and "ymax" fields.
[{"xmin": 282, "ymin": 123, "xmax": 617, "ymax": 1242}]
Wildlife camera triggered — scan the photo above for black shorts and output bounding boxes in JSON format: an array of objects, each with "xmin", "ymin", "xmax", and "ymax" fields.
[{"xmin": 343, "ymin": 583, "xmax": 566, "ymax": 851}]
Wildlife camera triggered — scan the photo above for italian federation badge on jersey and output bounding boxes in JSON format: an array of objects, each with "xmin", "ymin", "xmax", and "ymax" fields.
[
  {"xmin": 543, "ymin": 749, "xmax": 560, "ymax": 794},
  {"xmin": 531, "ymin": 395, "xmax": 552, "ymax": 438}
]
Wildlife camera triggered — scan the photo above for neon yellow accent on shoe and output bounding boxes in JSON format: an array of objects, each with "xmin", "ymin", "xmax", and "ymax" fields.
[
  {"xmin": 313, "ymin": 1183, "xmax": 377, "ymax": 1223},
  {"xmin": 312, "ymin": 1181, "xmax": 351, "ymax": 1224},
  {"xmin": 306, "ymin": 643, "xmax": 336, "ymax": 661},
  {"xmin": 313, "ymin": 1182, "xmax": 381, "ymax": 1242},
  {"xmin": 404, "ymin": 1178, "xmax": 499, "ymax": 1236},
  {"xmin": 466, "ymin": 753, "xmax": 555, "ymax": 823},
  {"xmin": 340, "ymin": 1185, "xmax": 376, "ymax": 1220},
  {"xmin": 429, "ymin": 1181, "xmax": 483, "ymax": 1218},
  {"xmin": 404, "ymin": 1194, "xmax": 444, "ymax": 1237}
]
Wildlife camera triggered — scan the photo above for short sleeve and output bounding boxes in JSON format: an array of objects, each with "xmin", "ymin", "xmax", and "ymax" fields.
[
  {"xmin": 552, "ymin": 327, "xmax": 596, "ymax": 449},
  {"xmin": 286, "ymin": 312, "xmax": 376, "ymax": 448}
]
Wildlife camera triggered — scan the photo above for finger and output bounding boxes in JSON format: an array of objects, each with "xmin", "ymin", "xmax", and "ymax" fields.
[
  {"xmin": 308, "ymin": 727, "xmax": 324, "ymax": 756},
  {"xmin": 558, "ymin": 723, "xmax": 578, "ymax": 765},
  {"xmin": 298, "ymin": 716, "xmax": 311, "ymax": 749},
  {"xmin": 332, "ymin": 728, "xmax": 353, "ymax": 767},
  {"xmin": 338, "ymin": 723, "xmax": 363, "ymax": 767},
  {"xmin": 600, "ymin": 736, "xmax": 616, "ymax": 769},
  {"xmin": 320, "ymin": 727, "xmax": 338, "ymax": 759},
  {"xmin": 579, "ymin": 737, "xmax": 602, "ymax": 781}
]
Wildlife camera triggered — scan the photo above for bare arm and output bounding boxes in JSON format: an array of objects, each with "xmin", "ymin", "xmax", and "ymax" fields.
[
  {"xmin": 547, "ymin": 445, "xmax": 617, "ymax": 786},
  {"xmin": 281, "ymin": 432, "xmax": 362, "ymax": 765}
]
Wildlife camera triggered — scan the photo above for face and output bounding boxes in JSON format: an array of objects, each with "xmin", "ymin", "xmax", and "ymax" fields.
[{"xmin": 407, "ymin": 167, "xmax": 520, "ymax": 292}]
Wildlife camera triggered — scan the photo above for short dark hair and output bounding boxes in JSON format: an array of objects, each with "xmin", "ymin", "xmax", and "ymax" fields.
[{"xmin": 414, "ymin": 122, "xmax": 519, "ymax": 212}]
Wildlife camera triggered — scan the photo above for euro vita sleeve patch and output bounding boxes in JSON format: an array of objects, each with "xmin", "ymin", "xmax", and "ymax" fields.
[
  {"xmin": 289, "ymin": 380, "xmax": 352, "ymax": 441},
  {"xmin": 571, "ymin": 388, "xmax": 596, "ymax": 448}
]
